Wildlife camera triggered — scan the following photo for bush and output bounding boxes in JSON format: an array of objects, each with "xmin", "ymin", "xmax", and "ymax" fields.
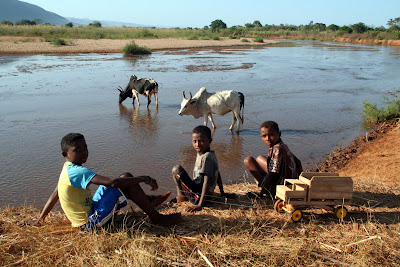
[
  {"xmin": 65, "ymin": 22, "xmax": 73, "ymax": 28},
  {"xmin": 253, "ymin": 36, "xmax": 264, "ymax": 42},
  {"xmin": 51, "ymin": 38, "xmax": 67, "ymax": 46},
  {"xmin": 122, "ymin": 41, "xmax": 151, "ymax": 56},
  {"xmin": 241, "ymin": 38, "xmax": 249, "ymax": 42},
  {"xmin": 362, "ymin": 93, "xmax": 400, "ymax": 123}
]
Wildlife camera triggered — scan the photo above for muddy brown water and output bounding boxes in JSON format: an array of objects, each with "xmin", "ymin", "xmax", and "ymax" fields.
[{"xmin": 1, "ymin": 40, "xmax": 399, "ymax": 207}]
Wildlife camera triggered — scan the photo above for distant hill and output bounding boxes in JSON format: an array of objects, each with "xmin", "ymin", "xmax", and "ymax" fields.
[{"xmin": 0, "ymin": 0, "xmax": 69, "ymax": 25}]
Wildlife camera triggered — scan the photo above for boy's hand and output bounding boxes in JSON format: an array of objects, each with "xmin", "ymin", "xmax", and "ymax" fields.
[
  {"xmin": 186, "ymin": 205, "xmax": 202, "ymax": 212},
  {"xmin": 17, "ymin": 219, "xmax": 41, "ymax": 227}
]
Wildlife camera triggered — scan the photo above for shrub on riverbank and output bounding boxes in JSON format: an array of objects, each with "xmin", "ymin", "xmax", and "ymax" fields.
[
  {"xmin": 123, "ymin": 41, "xmax": 151, "ymax": 56},
  {"xmin": 362, "ymin": 91, "xmax": 400, "ymax": 123}
]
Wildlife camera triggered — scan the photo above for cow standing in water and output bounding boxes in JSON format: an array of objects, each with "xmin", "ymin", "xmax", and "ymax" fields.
[
  {"xmin": 179, "ymin": 87, "xmax": 245, "ymax": 132},
  {"xmin": 118, "ymin": 75, "xmax": 159, "ymax": 107}
]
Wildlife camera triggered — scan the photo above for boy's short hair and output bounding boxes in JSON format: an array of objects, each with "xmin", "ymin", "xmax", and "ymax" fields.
[
  {"xmin": 61, "ymin": 133, "xmax": 85, "ymax": 152},
  {"xmin": 192, "ymin": 125, "xmax": 212, "ymax": 139},
  {"xmin": 260, "ymin": 121, "xmax": 280, "ymax": 133}
]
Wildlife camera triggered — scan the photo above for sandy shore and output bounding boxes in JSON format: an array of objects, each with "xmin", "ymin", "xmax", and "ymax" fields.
[{"xmin": 0, "ymin": 37, "xmax": 279, "ymax": 55}]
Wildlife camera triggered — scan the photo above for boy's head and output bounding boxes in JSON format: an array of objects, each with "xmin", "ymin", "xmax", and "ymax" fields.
[
  {"xmin": 259, "ymin": 121, "xmax": 281, "ymax": 148},
  {"xmin": 191, "ymin": 125, "xmax": 212, "ymax": 154},
  {"xmin": 61, "ymin": 133, "xmax": 88, "ymax": 165}
]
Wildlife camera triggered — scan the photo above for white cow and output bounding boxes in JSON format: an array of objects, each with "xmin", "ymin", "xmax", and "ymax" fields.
[{"xmin": 178, "ymin": 87, "xmax": 244, "ymax": 132}]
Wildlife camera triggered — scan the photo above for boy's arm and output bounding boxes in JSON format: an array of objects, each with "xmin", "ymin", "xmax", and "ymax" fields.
[
  {"xmin": 186, "ymin": 175, "xmax": 210, "ymax": 212},
  {"xmin": 91, "ymin": 174, "xmax": 158, "ymax": 191},
  {"xmin": 20, "ymin": 185, "xmax": 59, "ymax": 226}
]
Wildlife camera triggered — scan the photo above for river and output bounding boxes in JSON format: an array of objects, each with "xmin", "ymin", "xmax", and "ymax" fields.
[{"xmin": 1, "ymin": 40, "xmax": 399, "ymax": 206}]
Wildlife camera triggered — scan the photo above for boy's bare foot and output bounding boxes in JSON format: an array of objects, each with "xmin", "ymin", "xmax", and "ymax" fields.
[
  {"xmin": 151, "ymin": 213, "xmax": 181, "ymax": 226},
  {"xmin": 148, "ymin": 191, "xmax": 171, "ymax": 207}
]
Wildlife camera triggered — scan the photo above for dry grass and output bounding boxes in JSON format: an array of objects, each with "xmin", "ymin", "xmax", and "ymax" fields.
[{"xmin": 1, "ymin": 181, "xmax": 400, "ymax": 266}]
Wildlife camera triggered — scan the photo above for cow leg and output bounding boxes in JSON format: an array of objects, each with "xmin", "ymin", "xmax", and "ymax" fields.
[
  {"xmin": 229, "ymin": 112, "xmax": 236, "ymax": 132},
  {"xmin": 203, "ymin": 115, "xmax": 208, "ymax": 127},
  {"xmin": 132, "ymin": 90, "xmax": 140, "ymax": 106},
  {"xmin": 154, "ymin": 92, "xmax": 158, "ymax": 107},
  {"xmin": 147, "ymin": 94, "xmax": 151, "ymax": 108},
  {"xmin": 208, "ymin": 114, "xmax": 216, "ymax": 129}
]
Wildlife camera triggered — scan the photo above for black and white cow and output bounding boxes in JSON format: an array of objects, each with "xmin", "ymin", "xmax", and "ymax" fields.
[
  {"xmin": 179, "ymin": 87, "xmax": 245, "ymax": 132},
  {"xmin": 118, "ymin": 75, "xmax": 159, "ymax": 107}
]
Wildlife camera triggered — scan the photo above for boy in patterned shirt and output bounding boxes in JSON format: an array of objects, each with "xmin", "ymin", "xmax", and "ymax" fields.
[{"xmin": 244, "ymin": 121, "xmax": 302, "ymax": 198}]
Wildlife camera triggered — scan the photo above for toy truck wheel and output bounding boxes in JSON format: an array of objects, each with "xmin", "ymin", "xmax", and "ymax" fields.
[
  {"xmin": 274, "ymin": 199, "xmax": 285, "ymax": 213},
  {"xmin": 291, "ymin": 210, "xmax": 303, "ymax": 222},
  {"xmin": 334, "ymin": 206, "xmax": 348, "ymax": 219}
]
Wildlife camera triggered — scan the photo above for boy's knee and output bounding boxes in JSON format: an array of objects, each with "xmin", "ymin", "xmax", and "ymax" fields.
[
  {"xmin": 120, "ymin": 172, "xmax": 133, "ymax": 178},
  {"xmin": 172, "ymin": 165, "xmax": 183, "ymax": 176},
  {"xmin": 243, "ymin": 156, "xmax": 255, "ymax": 166}
]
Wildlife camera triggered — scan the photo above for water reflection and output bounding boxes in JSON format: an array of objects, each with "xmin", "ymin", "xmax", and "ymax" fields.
[{"xmin": 118, "ymin": 104, "xmax": 159, "ymax": 141}]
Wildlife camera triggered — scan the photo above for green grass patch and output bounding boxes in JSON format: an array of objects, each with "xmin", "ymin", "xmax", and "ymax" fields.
[
  {"xmin": 362, "ymin": 92, "xmax": 400, "ymax": 123},
  {"xmin": 241, "ymin": 38, "xmax": 250, "ymax": 42},
  {"xmin": 253, "ymin": 36, "xmax": 264, "ymax": 42},
  {"xmin": 51, "ymin": 38, "xmax": 67, "ymax": 46},
  {"xmin": 122, "ymin": 41, "xmax": 151, "ymax": 56}
]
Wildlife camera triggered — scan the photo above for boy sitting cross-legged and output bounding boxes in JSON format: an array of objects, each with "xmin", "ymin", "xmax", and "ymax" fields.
[
  {"xmin": 23, "ymin": 133, "xmax": 180, "ymax": 230},
  {"xmin": 172, "ymin": 125, "xmax": 235, "ymax": 212}
]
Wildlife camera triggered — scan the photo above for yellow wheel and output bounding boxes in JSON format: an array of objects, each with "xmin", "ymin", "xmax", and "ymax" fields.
[
  {"xmin": 291, "ymin": 210, "xmax": 303, "ymax": 222},
  {"xmin": 335, "ymin": 206, "xmax": 348, "ymax": 219},
  {"xmin": 274, "ymin": 199, "xmax": 285, "ymax": 213}
]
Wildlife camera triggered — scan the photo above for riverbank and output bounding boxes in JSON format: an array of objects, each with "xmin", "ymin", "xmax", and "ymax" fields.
[
  {"xmin": 1, "ymin": 119, "xmax": 399, "ymax": 266},
  {"xmin": 0, "ymin": 36, "xmax": 279, "ymax": 55}
]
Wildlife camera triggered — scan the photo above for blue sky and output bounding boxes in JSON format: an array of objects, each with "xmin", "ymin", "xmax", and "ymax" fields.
[{"xmin": 21, "ymin": 0, "xmax": 400, "ymax": 28}]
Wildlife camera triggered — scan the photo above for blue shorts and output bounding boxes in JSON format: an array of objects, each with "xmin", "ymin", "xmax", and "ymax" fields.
[{"xmin": 80, "ymin": 186, "xmax": 127, "ymax": 231}]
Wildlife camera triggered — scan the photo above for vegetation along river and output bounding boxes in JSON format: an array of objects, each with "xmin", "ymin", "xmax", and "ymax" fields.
[{"xmin": 1, "ymin": 40, "xmax": 399, "ymax": 207}]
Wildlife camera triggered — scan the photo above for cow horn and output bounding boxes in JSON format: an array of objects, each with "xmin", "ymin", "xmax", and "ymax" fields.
[
  {"xmin": 182, "ymin": 90, "xmax": 186, "ymax": 100},
  {"xmin": 189, "ymin": 92, "xmax": 192, "ymax": 101},
  {"xmin": 118, "ymin": 86, "xmax": 123, "ymax": 92}
]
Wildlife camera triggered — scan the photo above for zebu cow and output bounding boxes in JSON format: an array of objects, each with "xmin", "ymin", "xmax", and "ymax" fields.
[
  {"xmin": 118, "ymin": 75, "xmax": 159, "ymax": 107},
  {"xmin": 179, "ymin": 87, "xmax": 244, "ymax": 132}
]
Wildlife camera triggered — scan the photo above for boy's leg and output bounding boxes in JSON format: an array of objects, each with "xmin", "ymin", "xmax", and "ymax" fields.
[
  {"xmin": 172, "ymin": 165, "xmax": 201, "ymax": 204},
  {"xmin": 120, "ymin": 172, "xmax": 170, "ymax": 207},
  {"xmin": 243, "ymin": 156, "xmax": 267, "ymax": 184},
  {"xmin": 121, "ymin": 184, "xmax": 180, "ymax": 226}
]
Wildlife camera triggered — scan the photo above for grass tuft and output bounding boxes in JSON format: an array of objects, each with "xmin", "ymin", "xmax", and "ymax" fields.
[
  {"xmin": 362, "ymin": 91, "xmax": 400, "ymax": 123},
  {"xmin": 122, "ymin": 41, "xmax": 152, "ymax": 56}
]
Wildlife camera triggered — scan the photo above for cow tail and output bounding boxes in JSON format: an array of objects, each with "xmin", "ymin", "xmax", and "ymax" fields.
[{"xmin": 238, "ymin": 92, "xmax": 244, "ymax": 124}]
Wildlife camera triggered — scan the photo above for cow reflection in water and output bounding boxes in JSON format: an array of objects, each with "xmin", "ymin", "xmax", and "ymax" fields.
[
  {"xmin": 178, "ymin": 134, "xmax": 244, "ymax": 181},
  {"xmin": 118, "ymin": 105, "xmax": 159, "ymax": 140}
]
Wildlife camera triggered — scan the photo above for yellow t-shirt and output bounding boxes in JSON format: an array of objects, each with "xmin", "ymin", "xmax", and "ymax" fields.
[{"xmin": 58, "ymin": 162, "xmax": 96, "ymax": 227}]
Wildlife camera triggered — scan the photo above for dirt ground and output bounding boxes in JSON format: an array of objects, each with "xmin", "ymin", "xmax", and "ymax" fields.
[
  {"xmin": 311, "ymin": 119, "xmax": 400, "ymax": 190},
  {"xmin": 0, "ymin": 36, "xmax": 279, "ymax": 55}
]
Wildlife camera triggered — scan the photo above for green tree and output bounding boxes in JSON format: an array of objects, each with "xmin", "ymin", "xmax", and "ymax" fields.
[
  {"xmin": 313, "ymin": 23, "xmax": 326, "ymax": 31},
  {"xmin": 65, "ymin": 22, "xmax": 73, "ymax": 28},
  {"xmin": 253, "ymin": 20, "xmax": 262, "ymax": 27},
  {"xmin": 245, "ymin": 23, "xmax": 254, "ymax": 28},
  {"xmin": 89, "ymin": 21, "xmax": 102, "ymax": 27},
  {"xmin": 387, "ymin": 17, "xmax": 400, "ymax": 32},
  {"xmin": 351, "ymin": 22, "xmax": 367, "ymax": 33},
  {"xmin": 327, "ymin": 24, "xmax": 339, "ymax": 31},
  {"xmin": 1, "ymin": 20, "xmax": 13, "ymax": 25},
  {"xmin": 16, "ymin": 19, "xmax": 36, "ymax": 25},
  {"xmin": 210, "ymin": 19, "xmax": 227, "ymax": 32},
  {"xmin": 340, "ymin": 25, "xmax": 353, "ymax": 33},
  {"xmin": 33, "ymin": 18, "xmax": 42, "ymax": 25}
]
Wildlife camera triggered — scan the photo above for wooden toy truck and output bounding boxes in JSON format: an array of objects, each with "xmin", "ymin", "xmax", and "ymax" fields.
[{"xmin": 274, "ymin": 172, "xmax": 353, "ymax": 222}]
